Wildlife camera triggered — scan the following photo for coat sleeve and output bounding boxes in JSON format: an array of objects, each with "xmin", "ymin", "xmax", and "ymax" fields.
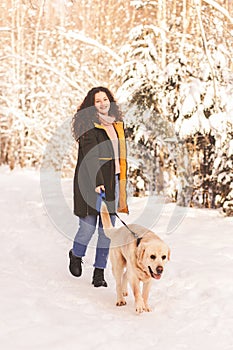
[{"xmin": 79, "ymin": 129, "xmax": 104, "ymax": 189}]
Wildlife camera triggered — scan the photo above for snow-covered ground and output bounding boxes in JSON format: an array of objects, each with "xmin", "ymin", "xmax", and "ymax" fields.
[{"xmin": 1, "ymin": 166, "xmax": 233, "ymax": 350}]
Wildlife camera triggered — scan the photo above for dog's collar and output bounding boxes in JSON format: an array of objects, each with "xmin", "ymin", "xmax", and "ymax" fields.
[{"xmin": 136, "ymin": 237, "xmax": 142, "ymax": 246}]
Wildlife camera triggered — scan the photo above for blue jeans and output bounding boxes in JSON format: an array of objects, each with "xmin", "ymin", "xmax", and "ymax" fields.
[{"xmin": 72, "ymin": 175, "xmax": 119, "ymax": 269}]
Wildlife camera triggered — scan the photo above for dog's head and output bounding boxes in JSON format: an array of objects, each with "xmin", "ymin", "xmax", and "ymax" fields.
[{"xmin": 136, "ymin": 236, "xmax": 170, "ymax": 280}]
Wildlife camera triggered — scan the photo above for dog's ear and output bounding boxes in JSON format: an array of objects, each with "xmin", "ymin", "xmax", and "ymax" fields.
[
  {"xmin": 136, "ymin": 243, "xmax": 146, "ymax": 263},
  {"xmin": 168, "ymin": 246, "xmax": 171, "ymax": 261}
]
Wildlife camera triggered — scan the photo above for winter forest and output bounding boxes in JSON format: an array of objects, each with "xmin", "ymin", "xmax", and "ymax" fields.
[{"xmin": 1, "ymin": 0, "xmax": 233, "ymax": 216}]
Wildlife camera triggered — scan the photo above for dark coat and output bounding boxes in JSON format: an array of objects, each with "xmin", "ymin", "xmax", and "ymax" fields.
[{"xmin": 73, "ymin": 120, "xmax": 128, "ymax": 217}]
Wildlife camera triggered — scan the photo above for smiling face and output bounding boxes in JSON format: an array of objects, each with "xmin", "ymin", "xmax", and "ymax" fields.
[{"xmin": 94, "ymin": 91, "xmax": 111, "ymax": 116}]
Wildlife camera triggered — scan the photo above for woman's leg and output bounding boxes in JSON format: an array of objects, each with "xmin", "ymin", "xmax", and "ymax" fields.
[{"xmin": 72, "ymin": 215, "xmax": 97, "ymax": 257}]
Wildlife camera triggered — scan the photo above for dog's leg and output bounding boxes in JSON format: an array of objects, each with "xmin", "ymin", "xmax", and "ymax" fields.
[
  {"xmin": 142, "ymin": 281, "xmax": 152, "ymax": 312},
  {"xmin": 111, "ymin": 251, "xmax": 127, "ymax": 306},
  {"xmin": 128, "ymin": 273, "xmax": 145, "ymax": 313},
  {"xmin": 122, "ymin": 271, "xmax": 128, "ymax": 297},
  {"xmin": 133, "ymin": 282, "xmax": 145, "ymax": 313}
]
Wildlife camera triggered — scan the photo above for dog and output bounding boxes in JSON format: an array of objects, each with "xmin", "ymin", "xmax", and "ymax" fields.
[{"xmin": 100, "ymin": 202, "xmax": 170, "ymax": 313}]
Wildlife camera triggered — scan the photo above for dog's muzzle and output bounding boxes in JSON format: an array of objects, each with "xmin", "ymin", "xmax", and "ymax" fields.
[{"xmin": 148, "ymin": 266, "xmax": 163, "ymax": 279}]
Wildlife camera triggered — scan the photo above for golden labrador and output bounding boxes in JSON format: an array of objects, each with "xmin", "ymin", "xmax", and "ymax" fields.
[{"xmin": 100, "ymin": 202, "xmax": 170, "ymax": 313}]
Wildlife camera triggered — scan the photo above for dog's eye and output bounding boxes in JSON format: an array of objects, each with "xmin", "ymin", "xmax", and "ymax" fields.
[
  {"xmin": 162, "ymin": 255, "xmax": 167, "ymax": 260},
  {"xmin": 150, "ymin": 255, "xmax": 156, "ymax": 260}
]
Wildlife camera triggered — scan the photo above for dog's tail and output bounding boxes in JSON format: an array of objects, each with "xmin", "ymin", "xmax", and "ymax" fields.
[{"xmin": 100, "ymin": 201, "xmax": 114, "ymax": 238}]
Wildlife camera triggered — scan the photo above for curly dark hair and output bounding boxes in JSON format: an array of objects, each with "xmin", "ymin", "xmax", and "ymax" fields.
[{"xmin": 72, "ymin": 86, "xmax": 122, "ymax": 141}]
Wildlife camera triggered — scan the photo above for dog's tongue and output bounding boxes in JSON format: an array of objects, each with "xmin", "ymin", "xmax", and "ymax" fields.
[
  {"xmin": 153, "ymin": 273, "xmax": 161, "ymax": 280},
  {"xmin": 149, "ymin": 266, "xmax": 161, "ymax": 279}
]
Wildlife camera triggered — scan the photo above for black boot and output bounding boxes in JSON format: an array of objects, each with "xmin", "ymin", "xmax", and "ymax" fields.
[
  {"xmin": 69, "ymin": 250, "xmax": 82, "ymax": 277},
  {"xmin": 92, "ymin": 268, "xmax": 108, "ymax": 287}
]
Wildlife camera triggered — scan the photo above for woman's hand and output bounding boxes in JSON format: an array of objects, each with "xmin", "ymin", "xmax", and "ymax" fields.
[{"xmin": 95, "ymin": 185, "xmax": 105, "ymax": 194}]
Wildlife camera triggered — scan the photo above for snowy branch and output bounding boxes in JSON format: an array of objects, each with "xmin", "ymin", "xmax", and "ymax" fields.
[
  {"xmin": 1, "ymin": 54, "xmax": 85, "ymax": 93},
  {"xmin": 195, "ymin": 1, "xmax": 217, "ymax": 103},
  {"xmin": 203, "ymin": 0, "xmax": 233, "ymax": 25},
  {"xmin": 58, "ymin": 28, "xmax": 124, "ymax": 64},
  {"xmin": 0, "ymin": 27, "xmax": 11, "ymax": 31}
]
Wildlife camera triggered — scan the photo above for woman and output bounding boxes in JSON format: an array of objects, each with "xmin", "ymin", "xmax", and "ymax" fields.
[{"xmin": 69, "ymin": 87, "xmax": 128, "ymax": 287}]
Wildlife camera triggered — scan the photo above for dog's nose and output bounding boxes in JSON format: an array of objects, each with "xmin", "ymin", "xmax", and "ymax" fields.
[{"xmin": 156, "ymin": 266, "xmax": 163, "ymax": 275}]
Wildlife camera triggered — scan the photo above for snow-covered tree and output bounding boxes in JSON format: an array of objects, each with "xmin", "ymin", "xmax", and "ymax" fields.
[
  {"xmin": 0, "ymin": 0, "xmax": 135, "ymax": 172},
  {"xmin": 115, "ymin": 0, "xmax": 233, "ymax": 215}
]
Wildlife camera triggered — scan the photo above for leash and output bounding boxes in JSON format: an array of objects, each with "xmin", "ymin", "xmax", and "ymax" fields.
[{"xmin": 97, "ymin": 190, "xmax": 142, "ymax": 246}]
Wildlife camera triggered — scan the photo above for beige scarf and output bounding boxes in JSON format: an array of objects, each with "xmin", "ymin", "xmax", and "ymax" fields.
[
  {"xmin": 98, "ymin": 114, "xmax": 120, "ymax": 174},
  {"xmin": 98, "ymin": 113, "xmax": 115, "ymax": 125}
]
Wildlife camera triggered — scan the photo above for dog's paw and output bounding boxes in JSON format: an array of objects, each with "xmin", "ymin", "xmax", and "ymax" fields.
[
  {"xmin": 143, "ymin": 304, "xmax": 152, "ymax": 312},
  {"xmin": 116, "ymin": 299, "xmax": 127, "ymax": 306},
  {"xmin": 135, "ymin": 301, "xmax": 145, "ymax": 314}
]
